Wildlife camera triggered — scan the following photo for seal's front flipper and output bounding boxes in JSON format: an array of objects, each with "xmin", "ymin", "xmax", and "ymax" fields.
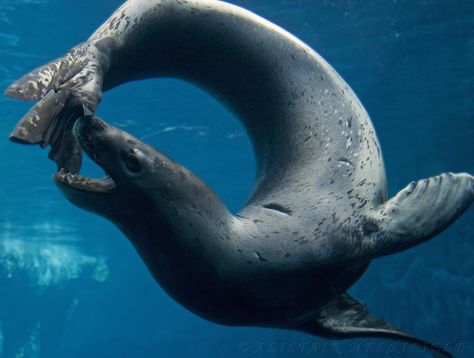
[
  {"xmin": 297, "ymin": 293, "xmax": 452, "ymax": 358},
  {"xmin": 360, "ymin": 173, "xmax": 474, "ymax": 258}
]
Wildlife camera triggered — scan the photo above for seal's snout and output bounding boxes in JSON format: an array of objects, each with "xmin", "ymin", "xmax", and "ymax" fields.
[
  {"xmin": 55, "ymin": 115, "xmax": 118, "ymax": 195},
  {"xmin": 74, "ymin": 115, "xmax": 107, "ymax": 137},
  {"xmin": 73, "ymin": 115, "xmax": 110, "ymax": 158}
]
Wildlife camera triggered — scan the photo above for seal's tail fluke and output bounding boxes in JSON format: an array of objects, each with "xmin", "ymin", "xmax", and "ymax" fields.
[
  {"xmin": 359, "ymin": 172, "xmax": 474, "ymax": 259},
  {"xmin": 296, "ymin": 293, "xmax": 452, "ymax": 358}
]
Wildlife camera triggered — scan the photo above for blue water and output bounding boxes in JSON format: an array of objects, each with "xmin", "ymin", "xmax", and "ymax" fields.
[{"xmin": 0, "ymin": 0, "xmax": 473, "ymax": 357}]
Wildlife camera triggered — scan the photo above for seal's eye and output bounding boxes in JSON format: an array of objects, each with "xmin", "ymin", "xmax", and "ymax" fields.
[{"xmin": 124, "ymin": 150, "xmax": 142, "ymax": 173}]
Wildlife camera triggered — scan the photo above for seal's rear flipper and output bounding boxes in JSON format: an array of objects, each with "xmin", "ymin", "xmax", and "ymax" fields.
[
  {"xmin": 6, "ymin": 42, "xmax": 106, "ymax": 171},
  {"xmin": 360, "ymin": 173, "xmax": 474, "ymax": 258},
  {"xmin": 5, "ymin": 58, "xmax": 67, "ymax": 101},
  {"xmin": 5, "ymin": 48, "xmax": 87, "ymax": 101},
  {"xmin": 9, "ymin": 90, "xmax": 70, "ymax": 145},
  {"xmin": 6, "ymin": 42, "xmax": 105, "ymax": 145},
  {"xmin": 9, "ymin": 89, "xmax": 88, "ymax": 173},
  {"xmin": 297, "ymin": 293, "xmax": 452, "ymax": 358}
]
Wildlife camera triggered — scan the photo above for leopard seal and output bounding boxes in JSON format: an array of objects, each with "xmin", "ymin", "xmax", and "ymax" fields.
[{"xmin": 5, "ymin": 0, "xmax": 473, "ymax": 356}]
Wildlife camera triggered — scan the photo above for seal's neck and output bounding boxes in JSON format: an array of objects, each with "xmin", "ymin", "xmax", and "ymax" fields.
[{"xmin": 112, "ymin": 147, "xmax": 233, "ymax": 256}]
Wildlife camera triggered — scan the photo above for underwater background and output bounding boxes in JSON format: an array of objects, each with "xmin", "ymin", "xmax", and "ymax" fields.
[{"xmin": 0, "ymin": 0, "xmax": 473, "ymax": 357}]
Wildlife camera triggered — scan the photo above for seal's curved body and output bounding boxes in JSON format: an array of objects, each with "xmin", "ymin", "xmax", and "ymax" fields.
[{"xmin": 6, "ymin": 1, "xmax": 473, "ymax": 356}]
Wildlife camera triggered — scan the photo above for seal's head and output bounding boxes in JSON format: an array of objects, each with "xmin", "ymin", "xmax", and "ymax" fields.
[
  {"xmin": 53, "ymin": 116, "xmax": 160, "ymax": 221},
  {"xmin": 54, "ymin": 116, "xmax": 223, "ymax": 231}
]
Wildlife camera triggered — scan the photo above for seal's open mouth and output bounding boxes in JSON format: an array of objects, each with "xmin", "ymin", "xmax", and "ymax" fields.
[
  {"xmin": 54, "ymin": 168, "xmax": 116, "ymax": 193},
  {"xmin": 53, "ymin": 116, "xmax": 117, "ymax": 194}
]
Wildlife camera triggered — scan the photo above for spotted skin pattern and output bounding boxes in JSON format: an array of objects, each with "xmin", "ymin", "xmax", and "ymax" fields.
[{"xmin": 6, "ymin": 1, "xmax": 473, "ymax": 357}]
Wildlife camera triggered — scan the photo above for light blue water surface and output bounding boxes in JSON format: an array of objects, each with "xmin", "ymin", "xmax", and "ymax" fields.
[{"xmin": 0, "ymin": 0, "xmax": 473, "ymax": 357}]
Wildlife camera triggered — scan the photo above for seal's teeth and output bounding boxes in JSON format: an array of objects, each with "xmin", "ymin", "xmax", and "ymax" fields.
[
  {"xmin": 55, "ymin": 167, "xmax": 116, "ymax": 193},
  {"xmin": 66, "ymin": 173, "xmax": 74, "ymax": 183}
]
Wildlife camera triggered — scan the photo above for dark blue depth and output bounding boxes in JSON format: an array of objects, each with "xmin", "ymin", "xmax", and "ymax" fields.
[{"xmin": 0, "ymin": 1, "xmax": 473, "ymax": 357}]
